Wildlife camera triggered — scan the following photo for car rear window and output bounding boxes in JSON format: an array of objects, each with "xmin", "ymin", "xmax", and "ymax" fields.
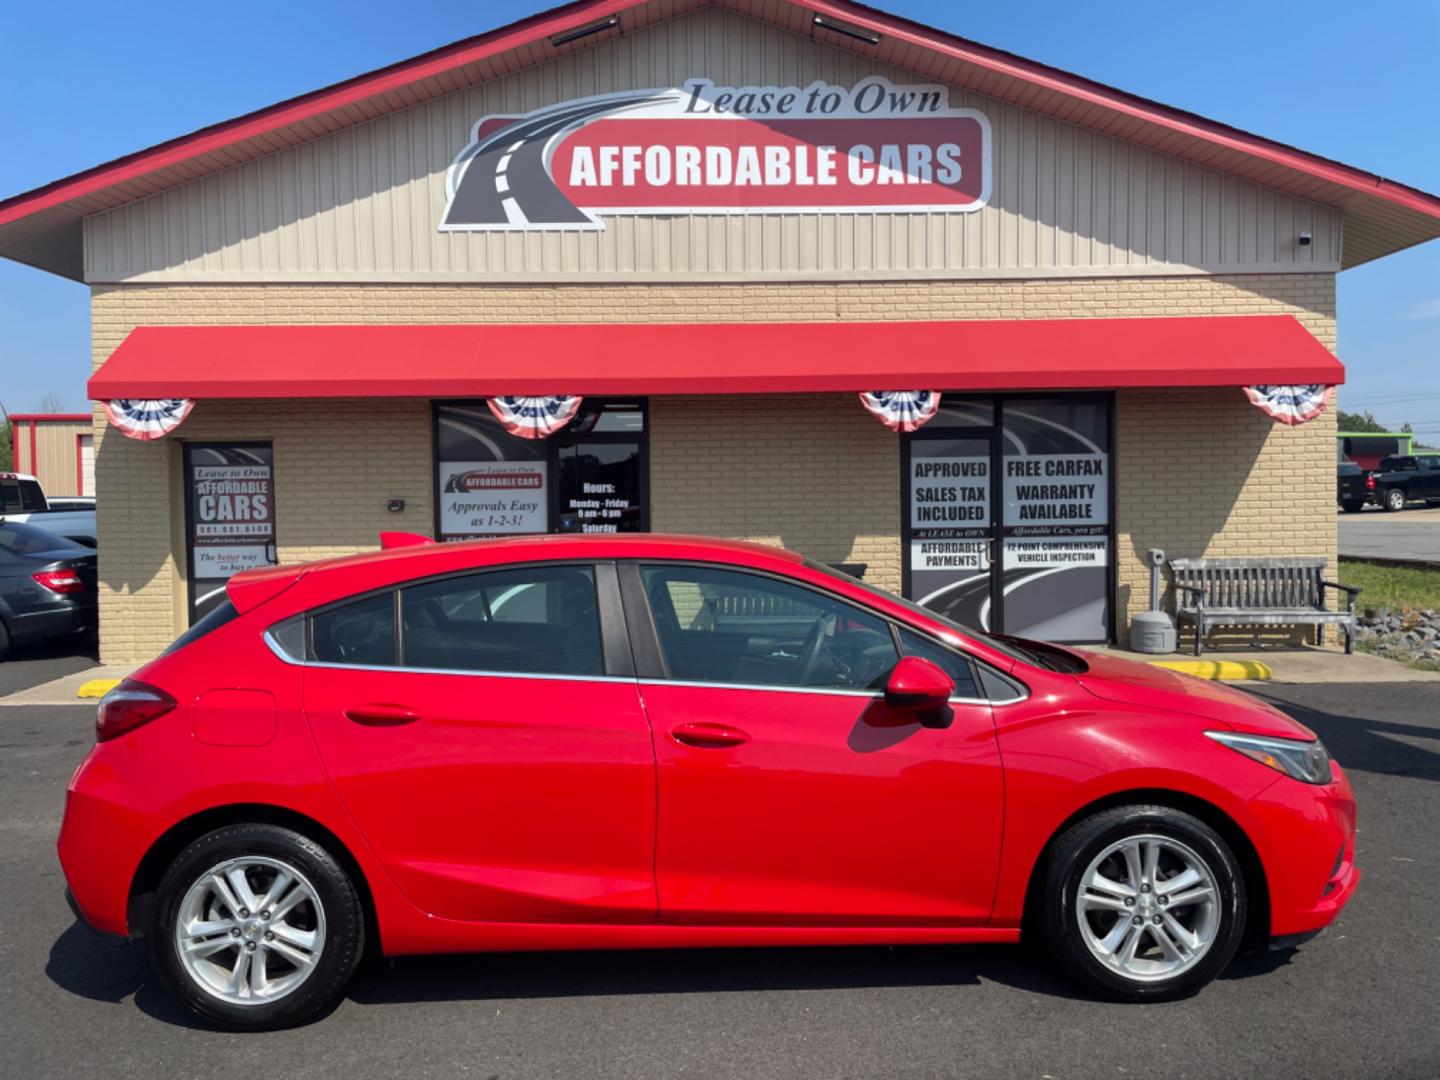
[
  {"xmin": 165, "ymin": 599, "xmax": 241, "ymax": 655},
  {"xmin": 0, "ymin": 521, "xmax": 86, "ymax": 555}
]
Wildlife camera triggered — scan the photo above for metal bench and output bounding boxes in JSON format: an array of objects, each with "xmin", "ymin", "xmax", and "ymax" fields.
[{"xmin": 1168, "ymin": 557, "xmax": 1361, "ymax": 656}]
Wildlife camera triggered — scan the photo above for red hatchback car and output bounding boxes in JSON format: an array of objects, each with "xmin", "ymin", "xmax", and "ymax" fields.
[{"xmin": 59, "ymin": 534, "xmax": 1357, "ymax": 1029}]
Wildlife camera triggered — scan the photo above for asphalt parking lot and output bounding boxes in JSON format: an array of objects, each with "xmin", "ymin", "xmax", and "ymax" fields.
[
  {"xmin": 2, "ymin": 676, "xmax": 1437, "ymax": 1079},
  {"xmin": 1339, "ymin": 502, "xmax": 1440, "ymax": 564}
]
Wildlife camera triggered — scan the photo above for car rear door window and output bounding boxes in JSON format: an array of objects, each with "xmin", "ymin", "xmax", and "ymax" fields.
[
  {"xmin": 311, "ymin": 592, "xmax": 397, "ymax": 666},
  {"xmin": 400, "ymin": 564, "xmax": 603, "ymax": 676},
  {"xmin": 897, "ymin": 628, "xmax": 980, "ymax": 698},
  {"xmin": 640, "ymin": 564, "xmax": 897, "ymax": 691}
]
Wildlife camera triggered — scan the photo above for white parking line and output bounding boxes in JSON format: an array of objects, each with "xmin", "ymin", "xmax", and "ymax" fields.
[
  {"xmin": 501, "ymin": 197, "xmax": 527, "ymax": 225},
  {"xmin": 494, "ymin": 175, "xmax": 510, "ymax": 193},
  {"xmin": 508, "ymin": 140, "xmax": 525, "ymax": 153},
  {"xmin": 497, "ymin": 153, "xmax": 514, "ymax": 172}
]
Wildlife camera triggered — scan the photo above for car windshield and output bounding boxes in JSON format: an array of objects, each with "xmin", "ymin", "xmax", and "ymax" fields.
[
  {"xmin": 802, "ymin": 559, "xmax": 1040, "ymax": 666},
  {"xmin": 0, "ymin": 521, "xmax": 85, "ymax": 555}
]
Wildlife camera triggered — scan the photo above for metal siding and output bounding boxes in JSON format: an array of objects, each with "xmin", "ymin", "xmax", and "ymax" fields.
[
  {"xmin": 84, "ymin": 7, "xmax": 1343, "ymax": 282},
  {"xmin": 23, "ymin": 420, "xmax": 88, "ymax": 497}
]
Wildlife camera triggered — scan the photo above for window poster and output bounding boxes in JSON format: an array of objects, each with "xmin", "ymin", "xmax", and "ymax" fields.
[
  {"xmin": 908, "ymin": 438, "xmax": 993, "ymax": 629},
  {"xmin": 999, "ymin": 402, "xmax": 1111, "ymax": 641},
  {"xmin": 438, "ymin": 460, "xmax": 548, "ymax": 536},
  {"xmin": 185, "ymin": 444, "xmax": 276, "ymax": 621},
  {"xmin": 435, "ymin": 405, "xmax": 549, "ymax": 539}
]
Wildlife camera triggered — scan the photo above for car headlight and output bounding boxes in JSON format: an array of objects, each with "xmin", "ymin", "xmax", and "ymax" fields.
[{"xmin": 1206, "ymin": 731, "xmax": 1333, "ymax": 785}]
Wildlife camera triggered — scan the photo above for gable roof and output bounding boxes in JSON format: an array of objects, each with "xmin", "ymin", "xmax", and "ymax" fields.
[{"xmin": 3, "ymin": 0, "xmax": 1437, "ymax": 278}]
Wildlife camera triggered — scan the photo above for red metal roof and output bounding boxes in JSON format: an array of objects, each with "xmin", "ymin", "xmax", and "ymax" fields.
[
  {"xmin": 87, "ymin": 316, "xmax": 1344, "ymax": 400},
  {"xmin": 3, "ymin": 0, "xmax": 1436, "ymax": 275}
]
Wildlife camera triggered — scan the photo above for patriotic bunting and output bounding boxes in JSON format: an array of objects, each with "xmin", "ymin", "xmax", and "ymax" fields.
[
  {"xmin": 103, "ymin": 398, "xmax": 195, "ymax": 440},
  {"xmin": 859, "ymin": 391, "xmax": 942, "ymax": 433},
  {"xmin": 1243, "ymin": 385, "xmax": 1335, "ymax": 426},
  {"xmin": 487, "ymin": 395, "xmax": 582, "ymax": 439}
]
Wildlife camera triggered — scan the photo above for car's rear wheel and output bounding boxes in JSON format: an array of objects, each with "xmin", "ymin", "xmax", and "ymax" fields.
[
  {"xmin": 1384, "ymin": 488, "xmax": 1407, "ymax": 512},
  {"xmin": 150, "ymin": 823, "xmax": 364, "ymax": 1030},
  {"xmin": 0, "ymin": 618, "xmax": 9, "ymax": 662},
  {"xmin": 1340, "ymin": 500, "xmax": 1364, "ymax": 513},
  {"xmin": 1038, "ymin": 805, "xmax": 1246, "ymax": 1001}
]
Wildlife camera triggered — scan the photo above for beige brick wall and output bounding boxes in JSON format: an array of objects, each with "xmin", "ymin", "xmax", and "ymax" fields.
[
  {"xmin": 649, "ymin": 394, "xmax": 901, "ymax": 588},
  {"xmin": 92, "ymin": 272, "xmax": 1336, "ymax": 661},
  {"xmin": 1113, "ymin": 388, "xmax": 1338, "ymax": 634}
]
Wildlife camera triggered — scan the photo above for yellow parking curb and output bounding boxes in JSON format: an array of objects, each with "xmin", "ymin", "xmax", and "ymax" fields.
[
  {"xmin": 1147, "ymin": 660, "xmax": 1271, "ymax": 681},
  {"xmin": 76, "ymin": 678, "xmax": 122, "ymax": 699}
]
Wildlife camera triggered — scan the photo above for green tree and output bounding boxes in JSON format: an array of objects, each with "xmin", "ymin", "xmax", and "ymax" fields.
[
  {"xmin": 0, "ymin": 421, "xmax": 10, "ymax": 471},
  {"xmin": 1336, "ymin": 409, "xmax": 1387, "ymax": 433}
]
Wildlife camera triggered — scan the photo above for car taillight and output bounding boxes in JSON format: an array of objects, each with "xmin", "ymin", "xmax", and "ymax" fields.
[
  {"xmin": 33, "ymin": 568, "xmax": 84, "ymax": 594},
  {"xmin": 1365, "ymin": 474, "xmax": 1376, "ymax": 490},
  {"xmin": 96, "ymin": 680, "xmax": 177, "ymax": 742}
]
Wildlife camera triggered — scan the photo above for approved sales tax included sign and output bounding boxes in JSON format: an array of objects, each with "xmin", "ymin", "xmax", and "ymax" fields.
[{"xmin": 441, "ymin": 77, "xmax": 991, "ymax": 231}]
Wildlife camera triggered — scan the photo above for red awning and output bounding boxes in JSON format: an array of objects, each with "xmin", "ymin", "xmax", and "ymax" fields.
[{"xmin": 87, "ymin": 315, "xmax": 1343, "ymax": 400}]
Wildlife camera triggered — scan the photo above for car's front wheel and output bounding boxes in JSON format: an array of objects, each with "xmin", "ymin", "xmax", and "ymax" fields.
[
  {"xmin": 150, "ymin": 823, "xmax": 365, "ymax": 1030},
  {"xmin": 1038, "ymin": 804, "xmax": 1246, "ymax": 1001}
]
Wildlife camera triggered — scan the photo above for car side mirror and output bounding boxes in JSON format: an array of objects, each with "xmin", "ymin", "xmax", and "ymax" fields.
[{"xmin": 885, "ymin": 656, "xmax": 955, "ymax": 729}]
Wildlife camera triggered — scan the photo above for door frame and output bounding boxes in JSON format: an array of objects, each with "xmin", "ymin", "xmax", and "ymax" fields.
[
  {"xmin": 548, "ymin": 424, "xmax": 652, "ymax": 534},
  {"xmin": 900, "ymin": 392, "xmax": 1117, "ymax": 644}
]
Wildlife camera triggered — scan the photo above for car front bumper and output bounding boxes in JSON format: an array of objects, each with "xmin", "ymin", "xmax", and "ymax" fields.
[{"xmin": 1246, "ymin": 761, "xmax": 1360, "ymax": 939}]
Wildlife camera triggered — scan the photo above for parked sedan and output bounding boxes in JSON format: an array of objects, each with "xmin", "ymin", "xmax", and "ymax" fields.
[
  {"xmin": 0, "ymin": 521, "xmax": 98, "ymax": 660},
  {"xmin": 58, "ymin": 534, "xmax": 1357, "ymax": 1030}
]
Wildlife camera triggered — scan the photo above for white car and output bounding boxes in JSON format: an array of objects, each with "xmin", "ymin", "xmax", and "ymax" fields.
[{"xmin": 0, "ymin": 472, "xmax": 96, "ymax": 546}]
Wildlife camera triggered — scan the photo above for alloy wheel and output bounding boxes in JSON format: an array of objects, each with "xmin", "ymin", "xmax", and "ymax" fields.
[
  {"xmin": 173, "ymin": 855, "xmax": 327, "ymax": 1006},
  {"xmin": 1075, "ymin": 833, "xmax": 1220, "ymax": 983}
]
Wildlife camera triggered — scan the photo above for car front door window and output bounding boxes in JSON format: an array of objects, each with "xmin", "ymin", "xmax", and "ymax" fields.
[{"xmin": 640, "ymin": 564, "xmax": 898, "ymax": 691}]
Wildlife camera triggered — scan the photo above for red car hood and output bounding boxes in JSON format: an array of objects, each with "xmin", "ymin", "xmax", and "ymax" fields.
[{"xmin": 1073, "ymin": 650, "xmax": 1315, "ymax": 739}]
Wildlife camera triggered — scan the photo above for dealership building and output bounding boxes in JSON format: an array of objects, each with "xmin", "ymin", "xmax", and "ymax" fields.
[{"xmin": 1, "ymin": 0, "xmax": 1438, "ymax": 663}]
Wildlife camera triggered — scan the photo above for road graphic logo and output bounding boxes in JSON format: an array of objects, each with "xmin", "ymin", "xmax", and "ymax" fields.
[{"xmin": 440, "ymin": 77, "xmax": 990, "ymax": 231}]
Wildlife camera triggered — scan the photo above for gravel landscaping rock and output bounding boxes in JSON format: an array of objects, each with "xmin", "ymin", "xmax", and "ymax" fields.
[{"xmin": 1354, "ymin": 607, "xmax": 1440, "ymax": 664}]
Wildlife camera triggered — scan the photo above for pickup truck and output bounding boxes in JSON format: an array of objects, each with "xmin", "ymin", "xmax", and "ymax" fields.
[
  {"xmin": 1372, "ymin": 454, "xmax": 1440, "ymax": 512},
  {"xmin": 0, "ymin": 472, "xmax": 97, "ymax": 545},
  {"xmin": 1337, "ymin": 460, "xmax": 1377, "ymax": 512}
]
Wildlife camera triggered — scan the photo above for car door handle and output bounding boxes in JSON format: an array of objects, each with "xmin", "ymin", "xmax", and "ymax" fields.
[
  {"xmin": 671, "ymin": 722, "xmax": 750, "ymax": 749},
  {"xmin": 344, "ymin": 704, "xmax": 421, "ymax": 726}
]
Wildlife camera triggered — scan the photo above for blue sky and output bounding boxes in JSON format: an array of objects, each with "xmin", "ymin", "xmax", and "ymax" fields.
[{"xmin": 2, "ymin": 0, "xmax": 1437, "ymax": 434}]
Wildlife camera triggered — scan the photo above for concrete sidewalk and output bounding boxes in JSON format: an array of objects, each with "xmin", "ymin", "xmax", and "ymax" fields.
[{"xmin": 1080, "ymin": 643, "xmax": 1440, "ymax": 683}]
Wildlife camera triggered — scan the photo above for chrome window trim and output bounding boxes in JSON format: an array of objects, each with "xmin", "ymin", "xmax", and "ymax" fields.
[
  {"xmin": 636, "ymin": 675, "xmax": 1003, "ymax": 707},
  {"xmin": 263, "ymin": 629, "xmax": 1015, "ymax": 702}
]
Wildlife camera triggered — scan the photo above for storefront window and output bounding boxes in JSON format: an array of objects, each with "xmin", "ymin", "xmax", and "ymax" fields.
[
  {"xmin": 183, "ymin": 443, "xmax": 277, "ymax": 622},
  {"xmin": 903, "ymin": 394, "xmax": 1113, "ymax": 644},
  {"xmin": 434, "ymin": 400, "xmax": 648, "ymax": 541},
  {"xmin": 999, "ymin": 397, "xmax": 1111, "ymax": 642}
]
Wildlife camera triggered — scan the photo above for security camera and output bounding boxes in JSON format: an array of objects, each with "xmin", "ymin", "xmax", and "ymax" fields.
[
  {"xmin": 1145, "ymin": 548, "xmax": 1166, "ymax": 567},
  {"xmin": 1298, "ymin": 230, "xmax": 1313, "ymax": 246}
]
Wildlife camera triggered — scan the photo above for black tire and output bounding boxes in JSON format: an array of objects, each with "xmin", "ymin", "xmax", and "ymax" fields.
[
  {"xmin": 1037, "ymin": 804, "xmax": 1246, "ymax": 1002},
  {"xmin": 149, "ymin": 823, "xmax": 365, "ymax": 1030},
  {"xmin": 1383, "ymin": 488, "xmax": 1407, "ymax": 512},
  {"xmin": 1340, "ymin": 500, "xmax": 1364, "ymax": 513},
  {"xmin": 0, "ymin": 618, "xmax": 9, "ymax": 662}
]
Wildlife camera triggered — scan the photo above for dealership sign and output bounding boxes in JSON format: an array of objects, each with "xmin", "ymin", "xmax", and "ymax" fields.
[{"xmin": 441, "ymin": 78, "xmax": 991, "ymax": 230}]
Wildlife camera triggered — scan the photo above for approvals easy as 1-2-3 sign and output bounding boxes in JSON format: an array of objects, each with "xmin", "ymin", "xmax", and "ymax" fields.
[{"xmin": 441, "ymin": 77, "xmax": 991, "ymax": 231}]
